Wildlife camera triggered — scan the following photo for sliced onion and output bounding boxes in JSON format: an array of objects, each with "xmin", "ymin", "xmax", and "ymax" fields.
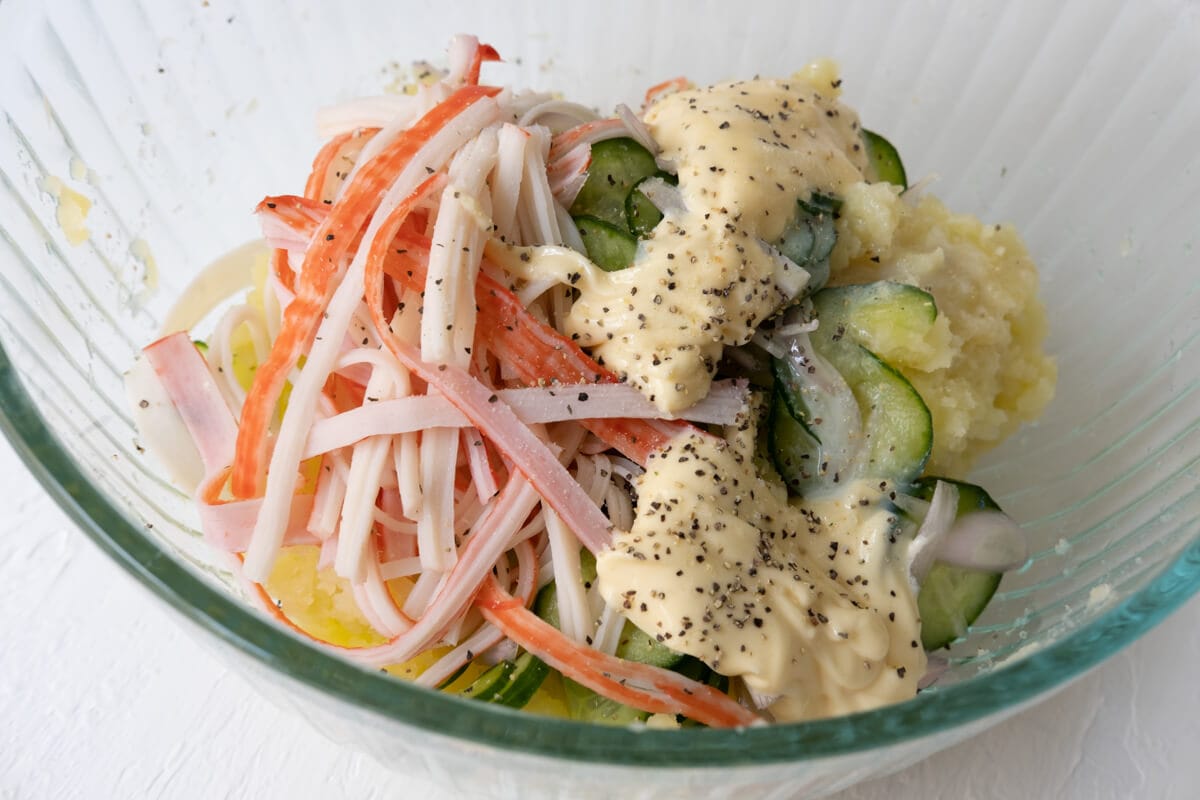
[
  {"xmin": 637, "ymin": 176, "xmax": 684, "ymax": 218},
  {"xmin": 158, "ymin": 240, "xmax": 266, "ymax": 336},
  {"xmin": 517, "ymin": 99, "xmax": 602, "ymax": 131},
  {"xmin": 748, "ymin": 689, "xmax": 781, "ymax": 710},
  {"xmin": 751, "ymin": 330, "xmax": 787, "ymax": 359},
  {"xmin": 936, "ymin": 510, "xmax": 1028, "ymax": 573},
  {"xmin": 907, "ymin": 480, "xmax": 959, "ymax": 585},
  {"xmin": 760, "ymin": 241, "xmax": 811, "ymax": 302},
  {"xmin": 774, "ymin": 317, "xmax": 863, "ymax": 486},
  {"xmin": 918, "ymin": 655, "xmax": 949, "ymax": 689},
  {"xmin": 125, "ymin": 355, "xmax": 204, "ymax": 492},
  {"xmin": 615, "ymin": 103, "xmax": 658, "ymax": 155}
]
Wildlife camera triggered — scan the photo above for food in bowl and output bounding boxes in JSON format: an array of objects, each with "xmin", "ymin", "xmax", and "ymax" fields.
[{"xmin": 125, "ymin": 35, "xmax": 1054, "ymax": 726}]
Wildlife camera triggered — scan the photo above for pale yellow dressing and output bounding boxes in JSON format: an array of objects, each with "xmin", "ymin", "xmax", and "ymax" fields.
[{"xmin": 596, "ymin": 424, "xmax": 924, "ymax": 722}]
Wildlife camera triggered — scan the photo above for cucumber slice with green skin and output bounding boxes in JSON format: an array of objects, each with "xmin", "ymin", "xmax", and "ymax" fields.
[
  {"xmin": 796, "ymin": 191, "xmax": 843, "ymax": 218},
  {"xmin": 809, "ymin": 283, "xmax": 935, "ymax": 484},
  {"xmin": 906, "ymin": 477, "xmax": 1008, "ymax": 650},
  {"xmin": 564, "ymin": 677, "xmax": 649, "ymax": 725},
  {"xmin": 674, "ymin": 656, "xmax": 732, "ymax": 728},
  {"xmin": 774, "ymin": 192, "xmax": 843, "ymax": 292},
  {"xmin": 918, "ymin": 564, "xmax": 1002, "ymax": 651},
  {"xmin": 460, "ymin": 659, "xmax": 515, "ymax": 701},
  {"xmin": 768, "ymin": 386, "xmax": 823, "ymax": 492},
  {"xmin": 574, "ymin": 215, "xmax": 638, "ymax": 271},
  {"xmin": 569, "ymin": 137, "xmax": 660, "ymax": 229},
  {"xmin": 811, "ymin": 281, "xmax": 938, "ymax": 345},
  {"xmin": 828, "ymin": 345, "xmax": 932, "ymax": 484},
  {"xmin": 460, "ymin": 651, "xmax": 550, "ymax": 708},
  {"xmin": 862, "ymin": 129, "xmax": 908, "ymax": 189},
  {"xmin": 615, "ymin": 622, "xmax": 685, "ymax": 669},
  {"xmin": 910, "ymin": 476, "xmax": 1001, "ymax": 514},
  {"xmin": 625, "ymin": 171, "xmax": 679, "ymax": 237}
]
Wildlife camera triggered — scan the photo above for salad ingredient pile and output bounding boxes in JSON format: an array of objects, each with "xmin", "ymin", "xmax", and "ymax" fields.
[{"xmin": 128, "ymin": 37, "xmax": 1054, "ymax": 727}]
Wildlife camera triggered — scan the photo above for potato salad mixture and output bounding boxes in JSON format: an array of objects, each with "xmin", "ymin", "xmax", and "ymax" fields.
[{"xmin": 129, "ymin": 37, "xmax": 1053, "ymax": 726}]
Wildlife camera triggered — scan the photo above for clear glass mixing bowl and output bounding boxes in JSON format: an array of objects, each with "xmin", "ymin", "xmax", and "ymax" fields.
[{"xmin": 2, "ymin": 1, "xmax": 1198, "ymax": 797}]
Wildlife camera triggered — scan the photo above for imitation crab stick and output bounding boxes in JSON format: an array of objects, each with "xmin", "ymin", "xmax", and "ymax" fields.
[
  {"xmin": 232, "ymin": 84, "xmax": 500, "ymax": 501},
  {"xmin": 364, "ymin": 220, "xmax": 614, "ymax": 555}
]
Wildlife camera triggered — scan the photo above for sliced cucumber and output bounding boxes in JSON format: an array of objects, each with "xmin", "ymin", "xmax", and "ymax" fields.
[
  {"xmin": 862, "ymin": 129, "xmax": 908, "ymax": 189},
  {"xmin": 910, "ymin": 476, "xmax": 1001, "ymax": 514},
  {"xmin": 811, "ymin": 281, "xmax": 937, "ymax": 344},
  {"xmin": 625, "ymin": 171, "xmax": 678, "ymax": 237},
  {"xmin": 809, "ymin": 283, "xmax": 935, "ymax": 485},
  {"xmin": 917, "ymin": 562, "xmax": 1002, "ymax": 651},
  {"xmin": 574, "ymin": 215, "xmax": 638, "ymax": 271},
  {"xmin": 460, "ymin": 659, "xmax": 515, "ymax": 702},
  {"xmin": 616, "ymin": 623, "xmax": 685, "ymax": 669},
  {"xmin": 775, "ymin": 192, "xmax": 841, "ymax": 291},
  {"xmin": 569, "ymin": 137, "xmax": 659, "ymax": 229},
  {"xmin": 796, "ymin": 191, "xmax": 843, "ymax": 219},
  {"xmin": 832, "ymin": 345, "xmax": 931, "ymax": 483},
  {"xmin": 673, "ymin": 656, "xmax": 732, "ymax": 728},
  {"xmin": 907, "ymin": 477, "xmax": 1008, "ymax": 650},
  {"xmin": 768, "ymin": 282, "xmax": 935, "ymax": 493},
  {"xmin": 563, "ymin": 677, "xmax": 649, "ymax": 725},
  {"xmin": 768, "ymin": 386, "xmax": 823, "ymax": 492},
  {"xmin": 460, "ymin": 651, "xmax": 550, "ymax": 708}
]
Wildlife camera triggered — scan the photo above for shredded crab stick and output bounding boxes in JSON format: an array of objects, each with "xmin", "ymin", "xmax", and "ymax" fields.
[
  {"xmin": 476, "ymin": 578, "xmax": 761, "ymax": 728},
  {"xmin": 417, "ymin": 128, "xmax": 499, "ymax": 573},
  {"xmin": 414, "ymin": 537, "xmax": 538, "ymax": 689},
  {"xmin": 643, "ymin": 76, "xmax": 689, "ymax": 108},
  {"xmin": 304, "ymin": 129, "xmax": 379, "ymax": 204},
  {"xmin": 299, "ymin": 381, "xmax": 747, "ymax": 459},
  {"xmin": 231, "ymin": 84, "xmax": 501, "ymax": 504},
  {"xmin": 240, "ymin": 90, "xmax": 503, "ymax": 582},
  {"xmin": 201, "ymin": 493, "xmax": 319, "ymax": 551},
  {"xmin": 355, "ymin": 474, "xmax": 543, "ymax": 666},
  {"xmin": 365, "ymin": 186, "xmax": 615, "ymax": 555}
]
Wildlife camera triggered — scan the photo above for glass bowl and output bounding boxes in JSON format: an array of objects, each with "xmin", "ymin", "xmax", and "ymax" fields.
[{"xmin": 2, "ymin": 1, "xmax": 1198, "ymax": 797}]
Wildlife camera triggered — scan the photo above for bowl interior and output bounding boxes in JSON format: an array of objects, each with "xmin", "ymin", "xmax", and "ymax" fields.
[{"xmin": 2, "ymin": 0, "xmax": 1199, "ymax": 787}]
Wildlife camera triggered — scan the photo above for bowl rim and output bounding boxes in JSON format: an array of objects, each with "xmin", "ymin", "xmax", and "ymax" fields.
[{"xmin": 4, "ymin": 341, "xmax": 1199, "ymax": 767}]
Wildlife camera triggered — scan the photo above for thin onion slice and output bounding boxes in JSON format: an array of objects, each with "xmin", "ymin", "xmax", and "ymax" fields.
[
  {"xmin": 907, "ymin": 480, "xmax": 959, "ymax": 585},
  {"xmin": 937, "ymin": 510, "xmax": 1028, "ymax": 574}
]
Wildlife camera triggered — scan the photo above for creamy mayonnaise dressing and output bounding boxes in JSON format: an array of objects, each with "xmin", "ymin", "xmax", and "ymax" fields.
[
  {"xmin": 595, "ymin": 420, "xmax": 924, "ymax": 722},
  {"xmin": 565, "ymin": 69, "xmax": 869, "ymax": 413}
]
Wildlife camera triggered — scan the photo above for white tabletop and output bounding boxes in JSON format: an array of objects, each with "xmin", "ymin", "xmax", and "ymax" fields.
[{"xmin": 3, "ymin": 431, "xmax": 1198, "ymax": 799}]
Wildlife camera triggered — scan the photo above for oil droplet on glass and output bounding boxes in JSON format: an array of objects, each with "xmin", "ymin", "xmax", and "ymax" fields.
[{"xmin": 38, "ymin": 175, "xmax": 91, "ymax": 246}]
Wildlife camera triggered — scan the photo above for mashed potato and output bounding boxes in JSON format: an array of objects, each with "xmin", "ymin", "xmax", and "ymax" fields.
[{"xmin": 829, "ymin": 182, "xmax": 1056, "ymax": 476}]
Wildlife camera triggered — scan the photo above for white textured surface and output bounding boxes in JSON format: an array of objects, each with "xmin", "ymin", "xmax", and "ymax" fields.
[{"xmin": 1, "ymin": 433, "xmax": 1197, "ymax": 798}]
